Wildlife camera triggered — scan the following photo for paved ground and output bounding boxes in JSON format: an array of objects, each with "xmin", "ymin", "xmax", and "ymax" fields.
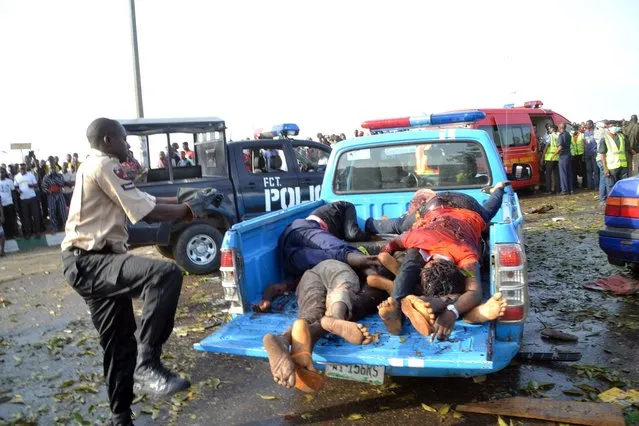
[{"xmin": 1, "ymin": 190, "xmax": 638, "ymax": 425}]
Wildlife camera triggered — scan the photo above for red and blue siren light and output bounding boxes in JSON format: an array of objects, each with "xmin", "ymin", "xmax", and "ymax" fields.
[
  {"xmin": 361, "ymin": 110, "xmax": 486, "ymax": 131},
  {"xmin": 523, "ymin": 100, "xmax": 543, "ymax": 108},
  {"xmin": 258, "ymin": 123, "xmax": 300, "ymax": 139}
]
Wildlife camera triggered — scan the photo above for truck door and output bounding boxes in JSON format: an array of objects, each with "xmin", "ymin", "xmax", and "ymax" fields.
[
  {"xmin": 290, "ymin": 141, "xmax": 331, "ymax": 204},
  {"xmin": 493, "ymin": 113, "xmax": 539, "ymax": 189},
  {"xmin": 233, "ymin": 142, "xmax": 301, "ymax": 220}
]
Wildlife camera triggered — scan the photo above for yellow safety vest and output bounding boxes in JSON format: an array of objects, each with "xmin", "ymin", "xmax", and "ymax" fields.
[
  {"xmin": 604, "ymin": 133, "xmax": 627, "ymax": 169},
  {"xmin": 544, "ymin": 133, "xmax": 559, "ymax": 161},
  {"xmin": 415, "ymin": 146, "xmax": 439, "ymax": 175},
  {"xmin": 571, "ymin": 133, "xmax": 584, "ymax": 156}
]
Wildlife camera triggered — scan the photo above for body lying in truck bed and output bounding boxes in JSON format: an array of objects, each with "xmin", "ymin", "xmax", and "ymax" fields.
[{"xmin": 197, "ymin": 126, "xmax": 528, "ymax": 378}]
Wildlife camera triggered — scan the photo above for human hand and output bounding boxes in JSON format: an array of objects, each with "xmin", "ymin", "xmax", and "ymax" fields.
[
  {"xmin": 604, "ymin": 170, "xmax": 611, "ymax": 178},
  {"xmin": 346, "ymin": 253, "xmax": 380, "ymax": 271},
  {"xmin": 430, "ymin": 310, "xmax": 457, "ymax": 342},
  {"xmin": 185, "ymin": 188, "xmax": 224, "ymax": 219}
]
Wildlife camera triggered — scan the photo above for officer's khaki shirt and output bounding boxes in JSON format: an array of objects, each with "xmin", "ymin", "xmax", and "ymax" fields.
[{"xmin": 61, "ymin": 149, "xmax": 156, "ymax": 254}]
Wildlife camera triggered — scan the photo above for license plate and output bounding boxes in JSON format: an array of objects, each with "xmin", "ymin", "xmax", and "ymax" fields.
[{"xmin": 324, "ymin": 363, "xmax": 385, "ymax": 385}]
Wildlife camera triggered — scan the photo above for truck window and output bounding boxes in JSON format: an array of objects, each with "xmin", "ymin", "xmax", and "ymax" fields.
[
  {"xmin": 196, "ymin": 131, "xmax": 227, "ymax": 177},
  {"xmin": 293, "ymin": 145, "xmax": 330, "ymax": 172},
  {"xmin": 334, "ymin": 141, "xmax": 491, "ymax": 193},
  {"xmin": 241, "ymin": 148, "xmax": 289, "ymax": 174},
  {"xmin": 478, "ymin": 125, "xmax": 532, "ymax": 148}
]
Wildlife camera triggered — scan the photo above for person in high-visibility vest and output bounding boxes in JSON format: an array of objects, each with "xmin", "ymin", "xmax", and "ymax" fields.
[
  {"xmin": 599, "ymin": 122, "xmax": 631, "ymax": 193},
  {"xmin": 542, "ymin": 124, "xmax": 560, "ymax": 194},
  {"xmin": 571, "ymin": 127, "xmax": 585, "ymax": 190}
]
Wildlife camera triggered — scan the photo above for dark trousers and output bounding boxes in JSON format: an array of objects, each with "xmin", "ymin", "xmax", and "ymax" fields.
[
  {"xmin": 366, "ymin": 188, "xmax": 505, "ymax": 234},
  {"xmin": 62, "ymin": 250, "xmax": 183, "ymax": 420},
  {"xmin": 19, "ymin": 196, "xmax": 41, "ymax": 237},
  {"xmin": 572, "ymin": 155, "xmax": 584, "ymax": 189},
  {"xmin": 559, "ymin": 155, "xmax": 573, "ymax": 194},
  {"xmin": 544, "ymin": 160, "xmax": 559, "ymax": 193},
  {"xmin": 2, "ymin": 205, "xmax": 18, "ymax": 239},
  {"xmin": 296, "ymin": 261, "xmax": 385, "ymax": 324},
  {"xmin": 606, "ymin": 167, "xmax": 629, "ymax": 194},
  {"xmin": 585, "ymin": 155, "xmax": 598, "ymax": 190},
  {"xmin": 47, "ymin": 193, "xmax": 68, "ymax": 231},
  {"xmin": 278, "ymin": 219, "xmax": 358, "ymax": 277},
  {"xmin": 391, "ymin": 248, "xmax": 425, "ymax": 302}
]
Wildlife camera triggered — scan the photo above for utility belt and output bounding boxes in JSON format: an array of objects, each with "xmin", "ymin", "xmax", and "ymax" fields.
[{"xmin": 65, "ymin": 246, "xmax": 116, "ymax": 256}]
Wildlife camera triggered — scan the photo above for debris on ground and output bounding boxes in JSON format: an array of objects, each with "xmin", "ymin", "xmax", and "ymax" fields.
[
  {"xmin": 598, "ymin": 387, "xmax": 639, "ymax": 408},
  {"xmin": 517, "ymin": 352, "xmax": 582, "ymax": 362},
  {"xmin": 529, "ymin": 205, "xmax": 554, "ymax": 214},
  {"xmin": 552, "ymin": 216, "xmax": 567, "ymax": 222},
  {"xmin": 540, "ymin": 329, "xmax": 578, "ymax": 342},
  {"xmin": 583, "ymin": 275, "xmax": 639, "ymax": 296},
  {"xmin": 456, "ymin": 397, "xmax": 625, "ymax": 426}
]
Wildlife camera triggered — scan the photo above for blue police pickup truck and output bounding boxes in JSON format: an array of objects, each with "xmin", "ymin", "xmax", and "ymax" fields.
[
  {"xmin": 120, "ymin": 118, "xmax": 331, "ymax": 275},
  {"xmin": 196, "ymin": 111, "xmax": 531, "ymax": 380}
]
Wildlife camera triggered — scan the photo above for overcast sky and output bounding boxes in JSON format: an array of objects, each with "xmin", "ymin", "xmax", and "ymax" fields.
[{"xmin": 1, "ymin": 0, "xmax": 638, "ymax": 163}]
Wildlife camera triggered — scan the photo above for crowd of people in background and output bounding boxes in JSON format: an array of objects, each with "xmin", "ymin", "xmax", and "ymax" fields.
[
  {"xmin": 155, "ymin": 141, "xmax": 195, "ymax": 169},
  {"xmin": 540, "ymin": 114, "xmax": 639, "ymax": 205}
]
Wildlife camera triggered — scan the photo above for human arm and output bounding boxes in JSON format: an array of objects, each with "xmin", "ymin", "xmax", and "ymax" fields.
[
  {"xmin": 28, "ymin": 173, "xmax": 38, "ymax": 188},
  {"xmin": 431, "ymin": 261, "xmax": 482, "ymax": 341},
  {"xmin": 155, "ymin": 197, "xmax": 178, "ymax": 204}
]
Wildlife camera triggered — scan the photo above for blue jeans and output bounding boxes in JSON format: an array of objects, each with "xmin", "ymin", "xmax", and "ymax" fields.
[
  {"xmin": 605, "ymin": 167, "xmax": 629, "ymax": 195},
  {"xmin": 584, "ymin": 155, "xmax": 598, "ymax": 190},
  {"xmin": 597, "ymin": 161, "xmax": 607, "ymax": 203},
  {"xmin": 559, "ymin": 155, "xmax": 573, "ymax": 194}
]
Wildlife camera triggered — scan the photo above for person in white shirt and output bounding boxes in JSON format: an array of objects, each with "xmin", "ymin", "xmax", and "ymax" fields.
[
  {"xmin": 62, "ymin": 162, "xmax": 76, "ymax": 205},
  {"xmin": 0, "ymin": 167, "xmax": 18, "ymax": 239},
  {"xmin": 13, "ymin": 163, "xmax": 41, "ymax": 238},
  {"xmin": 177, "ymin": 151, "xmax": 194, "ymax": 167}
]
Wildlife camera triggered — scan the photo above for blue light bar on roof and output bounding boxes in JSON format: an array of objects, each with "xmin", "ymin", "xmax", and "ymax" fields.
[
  {"xmin": 362, "ymin": 110, "xmax": 486, "ymax": 130},
  {"xmin": 272, "ymin": 123, "xmax": 300, "ymax": 137}
]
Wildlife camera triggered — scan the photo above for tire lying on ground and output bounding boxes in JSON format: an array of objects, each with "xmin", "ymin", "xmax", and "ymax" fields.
[{"xmin": 172, "ymin": 223, "xmax": 224, "ymax": 275}]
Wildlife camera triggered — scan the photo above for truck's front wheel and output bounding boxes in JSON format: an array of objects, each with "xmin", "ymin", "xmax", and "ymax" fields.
[{"xmin": 173, "ymin": 224, "xmax": 223, "ymax": 275}]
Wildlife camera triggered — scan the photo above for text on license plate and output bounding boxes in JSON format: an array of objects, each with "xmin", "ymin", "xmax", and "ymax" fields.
[{"xmin": 324, "ymin": 363, "xmax": 385, "ymax": 385}]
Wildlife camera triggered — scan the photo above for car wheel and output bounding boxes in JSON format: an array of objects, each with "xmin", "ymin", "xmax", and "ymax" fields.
[
  {"xmin": 173, "ymin": 224, "xmax": 223, "ymax": 275},
  {"xmin": 155, "ymin": 245, "xmax": 174, "ymax": 259}
]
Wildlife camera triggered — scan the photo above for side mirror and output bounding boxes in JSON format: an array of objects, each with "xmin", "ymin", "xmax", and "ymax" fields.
[{"xmin": 509, "ymin": 164, "xmax": 532, "ymax": 181}]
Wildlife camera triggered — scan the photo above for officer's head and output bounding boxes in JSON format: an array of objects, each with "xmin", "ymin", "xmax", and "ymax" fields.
[
  {"xmin": 632, "ymin": 115, "xmax": 638, "ymax": 124},
  {"xmin": 86, "ymin": 118, "xmax": 129, "ymax": 163},
  {"xmin": 587, "ymin": 120, "xmax": 594, "ymax": 130},
  {"xmin": 48, "ymin": 156, "xmax": 56, "ymax": 170},
  {"xmin": 420, "ymin": 255, "xmax": 466, "ymax": 297},
  {"xmin": 558, "ymin": 123, "xmax": 566, "ymax": 132}
]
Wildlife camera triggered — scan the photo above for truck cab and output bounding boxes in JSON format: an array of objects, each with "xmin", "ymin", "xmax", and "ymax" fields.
[
  {"xmin": 197, "ymin": 111, "xmax": 529, "ymax": 380},
  {"xmin": 120, "ymin": 118, "xmax": 331, "ymax": 275}
]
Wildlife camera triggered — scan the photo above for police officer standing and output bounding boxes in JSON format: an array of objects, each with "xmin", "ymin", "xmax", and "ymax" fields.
[{"xmin": 61, "ymin": 118, "xmax": 223, "ymax": 426}]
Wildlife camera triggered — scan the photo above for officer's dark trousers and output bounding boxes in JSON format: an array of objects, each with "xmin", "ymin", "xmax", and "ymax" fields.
[
  {"xmin": 62, "ymin": 250, "xmax": 183, "ymax": 422},
  {"xmin": 559, "ymin": 154, "xmax": 573, "ymax": 194},
  {"xmin": 544, "ymin": 160, "xmax": 559, "ymax": 193}
]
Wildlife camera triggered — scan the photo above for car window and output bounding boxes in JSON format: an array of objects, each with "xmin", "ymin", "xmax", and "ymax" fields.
[
  {"xmin": 242, "ymin": 147, "xmax": 289, "ymax": 174},
  {"xmin": 478, "ymin": 124, "xmax": 532, "ymax": 147},
  {"xmin": 293, "ymin": 145, "xmax": 330, "ymax": 172},
  {"xmin": 333, "ymin": 141, "xmax": 491, "ymax": 193}
]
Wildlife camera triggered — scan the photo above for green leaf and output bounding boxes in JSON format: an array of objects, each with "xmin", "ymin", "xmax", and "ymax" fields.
[
  {"xmin": 399, "ymin": 337, "xmax": 407, "ymax": 343},
  {"xmin": 497, "ymin": 416, "xmax": 508, "ymax": 426},
  {"xmin": 301, "ymin": 413, "xmax": 313, "ymax": 419},
  {"xmin": 13, "ymin": 356, "xmax": 22, "ymax": 367},
  {"xmin": 421, "ymin": 403, "xmax": 437, "ymax": 413},
  {"xmin": 257, "ymin": 394, "xmax": 278, "ymax": 400},
  {"xmin": 74, "ymin": 384, "xmax": 99, "ymax": 394},
  {"xmin": 437, "ymin": 404, "xmax": 450, "ymax": 417},
  {"xmin": 563, "ymin": 389, "xmax": 584, "ymax": 396},
  {"xmin": 60, "ymin": 379, "xmax": 75, "ymax": 388},
  {"xmin": 347, "ymin": 413, "xmax": 363, "ymax": 421},
  {"xmin": 304, "ymin": 394, "xmax": 314, "ymax": 403}
]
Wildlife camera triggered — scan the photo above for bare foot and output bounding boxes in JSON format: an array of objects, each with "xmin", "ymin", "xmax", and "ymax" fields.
[
  {"xmin": 378, "ymin": 297, "xmax": 402, "ymax": 335},
  {"xmin": 400, "ymin": 295, "xmax": 435, "ymax": 337},
  {"xmin": 291, "ymin": 320, "xmax": 324, "ymax": 392},
  {"xmin": 255, "ymin": 283, "xmax": 289, "ymax": 312},
  {"xmin": 320, "ymin": 317, "xmax": 372, "ymax": 345},
  {"xmin": 367, "ymin": 275, "xmax": 393, "ymax": 294},
  {"xmin": 464, "ymin": 292, "xmax": 508, "ymax": 323},
  {"xmin": 263, "ymin": 334, "xmax": 295, "ymax": 388},
  {"xmin": 378, "ymin": 252, "xmax": 400, "ymax": 276}
]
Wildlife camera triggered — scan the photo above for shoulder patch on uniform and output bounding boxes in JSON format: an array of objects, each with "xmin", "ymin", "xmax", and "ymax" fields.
[
  {"xmin": 121, "ymin": 182, "xmax": 135, "ymax": 191},
  {"xmin": 113, "ymin": 164, "xmax": 128, "ymax": 180}
]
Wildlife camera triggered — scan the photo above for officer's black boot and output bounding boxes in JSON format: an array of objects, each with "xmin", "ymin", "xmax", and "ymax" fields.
[
  {"xmin": 133, "ymin": 345, "xmax": 190, "ymax": 397},
  {"xmin": 109, "ymin": 411, "xmax": 134, "ymax": 426}
]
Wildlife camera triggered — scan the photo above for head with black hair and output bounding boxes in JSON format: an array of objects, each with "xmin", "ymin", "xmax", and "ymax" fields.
[
  {"xmin": 86, "ymin": 117, "xmax": 129, "ymax": 162},
  {"xmin": 420, "ymin": 256, "xmax": 466, "ymax": 297}
]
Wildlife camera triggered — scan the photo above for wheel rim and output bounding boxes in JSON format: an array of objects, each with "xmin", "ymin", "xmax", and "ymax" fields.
[{"xmin": 186, "ymin": 234, "xmax": 217, "ymax": 266}]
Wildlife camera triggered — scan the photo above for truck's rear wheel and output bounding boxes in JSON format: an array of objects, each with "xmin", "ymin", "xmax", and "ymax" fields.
[
  {"xmin": 155, "ymin": 245, "xmax": 174, "ymax": 259},
  {"xmin": 173, "ymin": 224, "xmax": 223, "ymax": 275}
]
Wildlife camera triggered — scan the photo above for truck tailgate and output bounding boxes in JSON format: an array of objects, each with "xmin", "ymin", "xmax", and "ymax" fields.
[{"xmin": 196, "ymin": 311, "xmax": 494, "ymax": 377}]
